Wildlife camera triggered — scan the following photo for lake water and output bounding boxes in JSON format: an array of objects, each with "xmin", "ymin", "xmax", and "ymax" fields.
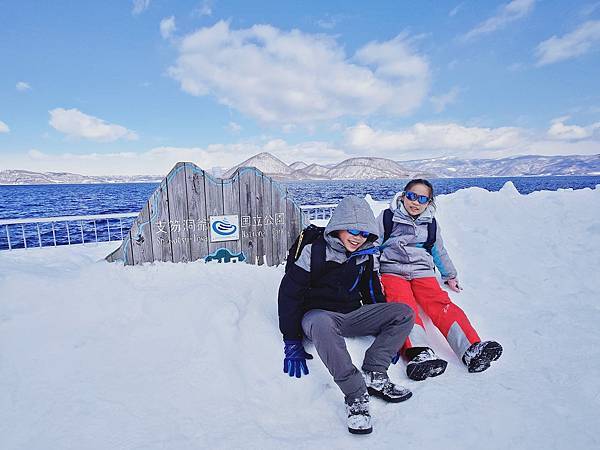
[{"xmin": 1, "ymin": 175, "xmax": 598, "ymax": 250}]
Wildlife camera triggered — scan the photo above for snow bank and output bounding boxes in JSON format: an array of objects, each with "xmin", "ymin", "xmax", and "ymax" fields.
[{"xmin": 1, "ymin": 183, "xmax": 599, "ymax": 450}]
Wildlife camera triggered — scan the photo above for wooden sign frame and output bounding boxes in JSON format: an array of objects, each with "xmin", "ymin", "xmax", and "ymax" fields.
[{"xmin": 106, "ymin": 162, "xmax": 304, "ymax": 266}]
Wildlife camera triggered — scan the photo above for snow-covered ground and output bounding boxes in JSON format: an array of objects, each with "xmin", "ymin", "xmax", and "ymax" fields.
[{"xmin": 1, "ymin": 182, "xmax": 599, "ymax": 450}]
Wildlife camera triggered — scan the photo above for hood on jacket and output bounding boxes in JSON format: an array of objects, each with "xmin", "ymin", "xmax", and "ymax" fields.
[
  {"xmin": 389, "ymin": 191, "xmax": 436, "ymax": 224},
  {"xmin": 324, "ymin": 196, "xmax": 379, "ymax": 254}
]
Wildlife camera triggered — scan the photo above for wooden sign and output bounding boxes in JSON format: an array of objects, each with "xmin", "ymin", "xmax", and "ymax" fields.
[{"xmin": 106, "ymin": 162, "xmax": 304, "ymax": 266}]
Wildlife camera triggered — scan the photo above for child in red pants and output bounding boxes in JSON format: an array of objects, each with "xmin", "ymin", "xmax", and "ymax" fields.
[{"xmin": 377, "ymin": 179, "xmax": 502, "ymax": 381}]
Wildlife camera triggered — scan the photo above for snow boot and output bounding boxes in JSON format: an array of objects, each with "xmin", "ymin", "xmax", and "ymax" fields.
[
  {"xmin": 363, "ymin": 370, "xmax": 412, "ymax": 403},
  {"xmin": 462, "ymin": 341, "xmax": 503, "ymax": 373},
  {"xmin": 405, "ymin": 347, "xmax": 448, "ymax": 381},
  {"xmin": 346, "ymin": 392, "xmax": 372, "ymax": 435}
]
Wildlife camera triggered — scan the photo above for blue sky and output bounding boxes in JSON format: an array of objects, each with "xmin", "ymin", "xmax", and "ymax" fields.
[{"xmin": 1, "ymin": 0, "xmax": 599, "ymax": 175}]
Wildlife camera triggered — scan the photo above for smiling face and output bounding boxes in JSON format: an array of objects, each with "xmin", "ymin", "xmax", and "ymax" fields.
[
  {"xmin": 337, "ymin": 230, "xmax": 368, "ymax": 252},
  {"xmin": 401, "ymin": 183, "xmax": 432, "ymax": 217}
]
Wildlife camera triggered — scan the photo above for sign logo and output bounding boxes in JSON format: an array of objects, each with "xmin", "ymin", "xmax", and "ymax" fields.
[{"xmin": 209, "ymin": 215, "xmax": 240, "ymax": 242}]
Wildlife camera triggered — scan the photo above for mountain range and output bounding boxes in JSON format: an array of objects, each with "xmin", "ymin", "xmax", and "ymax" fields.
[
  {"xmin": 223, "ymin": 152, "xmax": 599, "ymax": 180},
  {"xmin": 1, "ymin": 153, "xmax": 598, "ymax": 185}
]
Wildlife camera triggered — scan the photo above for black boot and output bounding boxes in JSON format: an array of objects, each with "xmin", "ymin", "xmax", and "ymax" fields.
[
  {"xmin": 462, "ymin": 341, "xmax": 503, "ymax": 373},
  {"xmin": 363, "ymin": 371, "xmax": 412, "ymax": 403},
  {"xmin": 405, "ymin": 347, "xmax": 448, "ymax": 381},
  {"xmin": 346, "ymin": 392, "xmax": 372, "ymax": 435}
]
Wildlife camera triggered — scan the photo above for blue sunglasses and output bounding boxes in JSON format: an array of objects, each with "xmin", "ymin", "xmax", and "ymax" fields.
[
  {"xmin": 347, "ymin": 229, "xmax": 370, "ymax": 238},
  {"xmin": 404, "ymin": 191, "xmax": 431, "ymax": 205}
]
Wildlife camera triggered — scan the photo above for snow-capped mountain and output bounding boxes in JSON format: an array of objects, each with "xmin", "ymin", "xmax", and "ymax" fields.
[
  {"xmin": 222, "ymin": 152, "xmax": 294, "ymax": 178},
  {"xmin": 289, "ymin": 161, "xmax": 308, "ymax": 171},
  {"xmin": 326, "ymin": 157, "xmax": 411, "ymax": 179},
  {"xmin": 0, "ymin": 170, "xmax": 163, "ymax": 185},
  {"xmin": 398, "ymin": 154, "xmax": 600, "ymax": 178}
]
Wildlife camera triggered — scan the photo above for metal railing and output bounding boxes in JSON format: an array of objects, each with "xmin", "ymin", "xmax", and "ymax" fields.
[
  {"xmin": 0, "ymin": 205, "xmax": 340, "ymax": 251},
  {"xmin": 0, "ymin": 213, "xmax": 138, "ymax": 251},
  {"xmin": 300, "ymin": 203, "xmax": 338, "ymax": 222}
]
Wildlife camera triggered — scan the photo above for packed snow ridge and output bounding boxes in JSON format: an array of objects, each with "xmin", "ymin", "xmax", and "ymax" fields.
[{"xmin": 1, "ymin": 182, "xmax": 599, "ymax": 450}]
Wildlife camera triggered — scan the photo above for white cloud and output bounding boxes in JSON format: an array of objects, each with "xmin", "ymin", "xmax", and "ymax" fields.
[
  {"xmin": 345, "ymin": 122, "xmax": 526, "ymax": 158},
  {"xmin": 547, "ymin": 117, "xmax": 600, "ymax": 140},
  {"xmin": 16, "ymin": 81, "xmax": 31, "ymax": 91},
  {"xmin": 49, "ymin": 108, "xmax": 138, "ymax": 142},
  {"xmin": 160, "ymin": 16, "xmax": 176, "ymax": 40},
  {"xmin": 226, "ymin": 121, "xmax": 242, "ymax": 133},
  {"xmin": 535, "ymin": 20, "xmax": 600, "ymax": 66},
  {"xmin": 168, "ymin": 21, "xmax": 430, "ymax": 124},
  {"xmin": 132, "ymin": 0, "xmax": 150, "ymax": 15},
  {"xmin": 0, "ymin": 120, "xmax": 10, "ymax": 133},
  {"xmin": 344, "ymin": 119, "xmax": 600, "ymax": 159},
  {"xmin": 449, "ymin": 3, "xmax": 464, "ymax": 17},
  {"xmin": 193, "ymin": 1, "xmax": 212, "ymax": 17},
  {"xmin": 430, "ymin": 87, "xmax": 460, "ymax": 113},
  {"xmin": 462, "ymin": 0, "xmax": 535, "ymax": 41}
]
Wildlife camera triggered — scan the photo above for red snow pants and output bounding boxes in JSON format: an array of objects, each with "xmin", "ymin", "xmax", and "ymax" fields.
[{"xmin": 381, "ymin": 274, "xmax": 480, "ymax": 357}]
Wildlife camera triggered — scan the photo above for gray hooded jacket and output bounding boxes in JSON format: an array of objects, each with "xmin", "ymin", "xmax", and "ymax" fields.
[
  {"xmin": 376, "ymin": 192, "xmax": 457, "ymax": 281},
  {"xmin": 278, "ymin": 196, "xmax": 385, "ymax": 340}
]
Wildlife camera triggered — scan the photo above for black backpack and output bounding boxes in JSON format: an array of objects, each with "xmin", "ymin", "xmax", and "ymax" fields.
[
  {"xmin": 285, "ymin": 224, "xmax": 326, "ymax": 274},
  {"xmin": 382, "ymin": 208, "xmax": 437, "ymax": 254}
]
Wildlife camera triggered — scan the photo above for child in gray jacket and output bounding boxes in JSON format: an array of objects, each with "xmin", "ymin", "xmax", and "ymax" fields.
[
  {"xmin": 378, "ymin": 179, "xmax": 502, "ymax": 381},
  {"xmin": 278, "ymin": 196, "xmax": 414, "ymax": 434}
]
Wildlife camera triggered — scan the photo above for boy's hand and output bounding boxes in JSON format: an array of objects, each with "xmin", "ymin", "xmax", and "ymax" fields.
[
  {"xmin": 445, "ymin": 278, "xmax": 462, "ymax": 292},
  {"xmin": 283, "ymin": 340, "xmax": 313, "ymax": 378}
]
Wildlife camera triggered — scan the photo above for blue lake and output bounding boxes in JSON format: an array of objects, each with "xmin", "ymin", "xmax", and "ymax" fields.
[{"xmin": 1, "ymin": 176, "xmax": 598, "ymax": 250}]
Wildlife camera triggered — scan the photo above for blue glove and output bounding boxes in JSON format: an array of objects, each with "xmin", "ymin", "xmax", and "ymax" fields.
[
  {"xmin": 391, "ymin": 351, "xmax": 401, "ymax": 365},
  {"xmin": 283, "ymin": 340, "xmax": 313, "ymax": 378}
]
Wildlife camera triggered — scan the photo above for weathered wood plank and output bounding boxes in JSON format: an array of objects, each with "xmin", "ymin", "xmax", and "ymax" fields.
[
  {"xmin": 204, "ymin": 173, "xmax": 225, "ymax": 256},
  {"xmin": 286, "ymin": 189, "xmax": 302, "ymax": 250},
  {"xmin": 130, "ymin": 199, "xmax": 154, "ymax": 264},
  {"xmin": 254, "ymin": 171, "xmax": 266, "ymax": 266},
  {"xmin": 238, "ymin": 168, "xmax": 257, "ymax": 264},
  {"xmin": 149, "ymin": 180, "xmax": 172, "ymax": 262},
  {"xmin": 272, "ymin": 181, "xmax": 288, "ymax": 265},
  {"xmin": 222, "ymin": 174, "xmax": 241, "ymax": 256},
  {"xmin": 166, "ymin": 162, "xmax": 191, "ymax": 263},
  {"xmin": 261, "ymin": 175, "xmax": 274, "ymax": 266},
  {"xmin": 185, "ymin": 165, "xmax": 209, "ymax": 261}
]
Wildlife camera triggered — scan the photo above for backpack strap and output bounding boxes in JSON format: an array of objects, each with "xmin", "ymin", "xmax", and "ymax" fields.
[
  {"xmin": 383, "ymin": 208, "xmax": 394, "ymax": 242},
  {"xmin": 309, "ymin": 235, "xmax": 327, "ymax": 281},
  {"xmin": 423, "ymin": 218, "xmax": 437, "ymax": 255}
]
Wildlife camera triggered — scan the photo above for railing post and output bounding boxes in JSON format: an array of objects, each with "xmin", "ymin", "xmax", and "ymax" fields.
[
  {"xmin": 107, "ymin": 219, "xmax": 111, "ymax": 242},
  {"xmin": 22, "ymin": 224, "xmax": 27, "ymax": 249},
  {"xmin": 80, "ymin": 220, "xmax": 84, "ymax": 244},
  {"xmin": 37, "ymin": 224, "xmax": 42, "ymax": 247},
  {"xmin": 5, "ymin": 225, "xmax": 11, "ymax": 250},
  {"xmin": 51, "ymin": 222, "xmax": 57, "ymax": 246},
  {"xmin": 94, "ymin": 220, "xmax": 98, "ymax": 242},
  {"xmin": 66, "ymin": 222, "xmax": 71, "ymax": 245}
]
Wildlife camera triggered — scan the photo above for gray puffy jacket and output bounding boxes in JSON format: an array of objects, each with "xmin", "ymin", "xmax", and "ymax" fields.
[{"xmin": 376, "ymin": 192, "xmax": 457, "ymax": 281}]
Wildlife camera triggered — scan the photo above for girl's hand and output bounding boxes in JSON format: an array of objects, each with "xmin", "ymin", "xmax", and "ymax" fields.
[{"xmin": 445, "ymin": 278, "xmax": 462, "ymax": 293}]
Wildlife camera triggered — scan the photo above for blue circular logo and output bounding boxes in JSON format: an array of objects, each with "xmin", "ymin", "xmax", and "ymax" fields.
[{"xmin": 212, "ymin": 220, "xmax": 237, "ymax": 236}]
